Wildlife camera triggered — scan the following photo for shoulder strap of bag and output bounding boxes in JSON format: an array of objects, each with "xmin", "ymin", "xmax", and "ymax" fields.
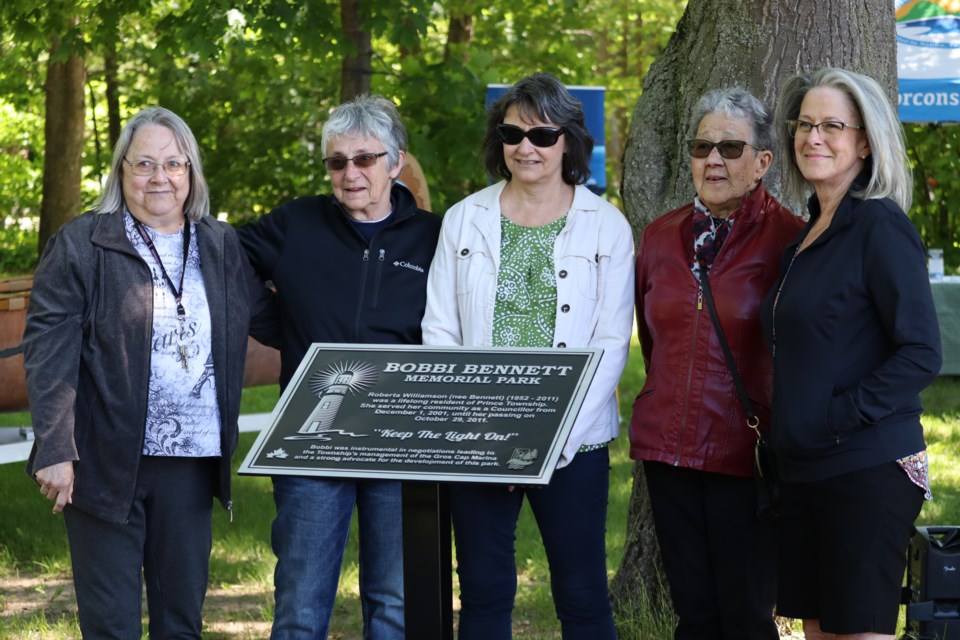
[{"xmin": 699, "ymin": 265, "xmax": 760, "ymax": 436}]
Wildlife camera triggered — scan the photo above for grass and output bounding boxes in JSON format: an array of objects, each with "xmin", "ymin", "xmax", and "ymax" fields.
[{"xmin": 1, "ymin": 344, "xmax": 958, "ymax": 638}]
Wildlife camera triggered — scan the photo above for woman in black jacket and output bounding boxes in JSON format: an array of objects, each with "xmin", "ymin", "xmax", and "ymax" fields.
[
  {"xmin": 25, "ymin": 106, "xmax": 274, "ymax": 638},
  {"xmin": 765, "ymin": 68, "xmax": 942, "ymax": 640}
]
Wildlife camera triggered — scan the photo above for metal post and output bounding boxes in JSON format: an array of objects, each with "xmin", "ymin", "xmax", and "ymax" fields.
[{"xmin": 402, "ymin": 482, "xmax": 453, "ymax": 640}]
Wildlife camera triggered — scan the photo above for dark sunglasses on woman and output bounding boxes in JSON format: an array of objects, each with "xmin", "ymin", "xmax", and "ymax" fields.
[
  {"xmin": 497, "ymin": 124, "xmax": 565, "ymax": 148},
  {"xmin": 322, "ymin": 152, "xmax": 388, "ymax": 172},
  {"xmin": 686, "ymin": 139, "xmax": 755, "ymax": 159}
]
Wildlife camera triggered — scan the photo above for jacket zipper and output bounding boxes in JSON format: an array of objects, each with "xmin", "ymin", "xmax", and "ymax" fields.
[
  {"xmin": 354, "ymin": 249, "xmax": 371, "ymax": 340},
  {"xmin": 127, "ymin": 252, "xmax": 155, "ymax": 524},
  {"xmin": 674, "ymin": 286, "xmax": 703, "ymax": 465},
  {"xmin": 371, "ymin": 249, "xmax": 385, "ymax": 307}
]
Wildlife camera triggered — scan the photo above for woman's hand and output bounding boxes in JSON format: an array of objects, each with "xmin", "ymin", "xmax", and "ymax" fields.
[{"xmin": 35, "ymin": 461, "xmax": 74, "ymax": 514}]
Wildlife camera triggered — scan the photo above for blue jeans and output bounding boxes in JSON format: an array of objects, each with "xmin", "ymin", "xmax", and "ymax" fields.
[
  {"xmin": 451, "ymin": 447, "xmax": 616, "ymax": 640},
  {"xmin": 270, "ymin": 477, "xmax": 404, "ymax": 640}
]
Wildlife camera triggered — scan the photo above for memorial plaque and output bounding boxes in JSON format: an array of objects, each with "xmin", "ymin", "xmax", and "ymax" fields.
[{"xmin": 239, "ymin": 344, "xmax": 602, "ymax": 484}]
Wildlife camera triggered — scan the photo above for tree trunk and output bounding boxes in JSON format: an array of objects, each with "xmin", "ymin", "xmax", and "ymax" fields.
[
  {"xmin": 104, "ymin": 43, "xmax": 121, "ymax": 151},
  {"xmin": 39, "ymin": 36, "xmax": 85, "ymax": 255},
  {"xmin": 613, "ymin": 0, "xmax": 896, "ymax": 622},
  {"xmin": 340, "ymin": 0, "xmax": 372, "ymax": 102},
  {"xmin": 619, "ymin": 0, "xmax": 896, "ymax": 233},
  {"xmin": 444, "ymin": 12, "xmax": 474, "ymax": 62}
]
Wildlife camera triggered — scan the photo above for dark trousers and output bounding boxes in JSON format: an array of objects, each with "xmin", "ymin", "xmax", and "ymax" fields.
[
  {"xmin": 644, "ymin": 461, "xmax": 778, "ymax": 640},
  {"xmin": 451, "ymin": 447, "xmax": 616, "ymax": 640},
  {"xmin": 64, "ymin": 456, "xmax": 217, "ymax": 639}
]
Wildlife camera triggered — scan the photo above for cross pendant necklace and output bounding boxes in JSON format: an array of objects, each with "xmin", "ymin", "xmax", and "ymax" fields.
[{"xmin": 133, "ymin": 217, "xmax": 192, "ymax": 370}]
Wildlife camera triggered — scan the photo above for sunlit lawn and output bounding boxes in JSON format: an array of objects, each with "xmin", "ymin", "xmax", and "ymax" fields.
[{"xmin": 1, "ymin": 340, "xmax": 958, "ymax": 638}]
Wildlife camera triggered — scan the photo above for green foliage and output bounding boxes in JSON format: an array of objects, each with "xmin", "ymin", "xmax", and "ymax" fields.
[
  {"xmin": 0, "ymin": 103, "xmax": 42, "ymax": 273},
  {"xmin": 6, "ymin": 0, "xmax": 951, "ymax": 275},
  {"xmin": 0, "ymin": 0, "xmax": 686, "ymax": 252},
  {"xmin": 906, "ymin": 124, "xmax": 960, "ymax": 273}
]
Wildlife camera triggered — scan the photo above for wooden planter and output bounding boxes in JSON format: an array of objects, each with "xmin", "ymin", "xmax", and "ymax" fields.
[{"xmin": 0, "ymin": 277, "xmax": 31, "ymax": 412}]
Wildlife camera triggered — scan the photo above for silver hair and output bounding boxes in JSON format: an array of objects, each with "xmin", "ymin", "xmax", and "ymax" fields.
[
  {"xmin": 775, "ymin": 68, "xmax": 912, "ymax": 211},
  {"xmin": 320, "ymin": 94, "xmax": 407, "ymax": 172},
  {"xmin": 689, "ymin": 87, "xmax": 775, "ymax": 152},
  {"xmin": 93, "ymin": 106, "xmax": 210, "ymax": 221}
]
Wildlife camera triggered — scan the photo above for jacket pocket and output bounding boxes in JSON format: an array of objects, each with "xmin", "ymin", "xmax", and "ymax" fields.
[
  {"xmin": 558, "ymin": 254, "xmax": 598, "ymax": 301},
  {"xmin": 455, "ymin": 247, "xmax": 494, "ymax": 296},
  {"xmin": 826, "ymin": 390, "xmax": 865, "ymax": 443}
]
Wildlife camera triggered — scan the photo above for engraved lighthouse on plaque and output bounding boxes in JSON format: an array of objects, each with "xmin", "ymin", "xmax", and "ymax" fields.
[
  {"xmin": 299, "ymin": 370, "xmax": 354, "ymax": 434},
  {"xmin": 287, "ymin": 360, "xmax": 380, "ymax": 440}
]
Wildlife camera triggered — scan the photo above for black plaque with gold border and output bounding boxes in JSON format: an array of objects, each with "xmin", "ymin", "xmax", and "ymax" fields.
[{"xmin": 238, "ymin": 343, "xmax": 602, "ymax": 484}]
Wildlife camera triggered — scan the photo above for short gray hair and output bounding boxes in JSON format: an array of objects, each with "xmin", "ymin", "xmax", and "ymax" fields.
[
  {"xmin": 774, "ymin": 67, "xmax": 912, "ymax": 210},
  {"xmin": 689, "ymin": 87, "xmax": 775, "ymax": 152},
  {"xmin": 93, "ymin": 106, "xmax": 210, "ymax": 221},
  {"xmin": 320, "ymin": 94, "xmax": 407, "ymax": 172}
]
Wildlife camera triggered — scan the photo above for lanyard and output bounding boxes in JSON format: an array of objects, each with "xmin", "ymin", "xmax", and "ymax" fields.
[{"xmin": 133, "ymin": 216, "xmax": 192, "ymax": 368}]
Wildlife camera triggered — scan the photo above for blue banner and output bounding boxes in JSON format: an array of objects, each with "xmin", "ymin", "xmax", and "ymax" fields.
[
  {"xmin": 896, "ymin": 0, "xmax": 960, "ymax": 123},
  {"xmin": 898, "ymin": 77, "xmax": 960, "ymax": 123}
]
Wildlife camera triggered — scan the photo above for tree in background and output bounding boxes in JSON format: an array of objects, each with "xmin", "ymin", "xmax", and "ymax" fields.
[
  {"xmin": 0, "ymin": 0, "xmax": 679, "ymax": 272},
  {"xmin": 3, "ymin": 4, "xmax": 88, "ymax": 255},
  {"xmin": 613, "ymin": 0, "xmax": 898, "ymax": 622},
  {"xmin": 906, "ymin": 123, "xmax": 960, "ymax": 268}
]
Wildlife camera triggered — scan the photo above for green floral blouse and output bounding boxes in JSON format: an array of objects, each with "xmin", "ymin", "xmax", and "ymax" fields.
[{"xmin": 493, "ymin": 215, "xmax": 566, "ymax": 348}]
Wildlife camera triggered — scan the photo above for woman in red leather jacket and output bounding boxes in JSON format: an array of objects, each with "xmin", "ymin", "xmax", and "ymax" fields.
[{"xmin": 629, "ymin": 87, "xmax": 803, "ymax": 640}]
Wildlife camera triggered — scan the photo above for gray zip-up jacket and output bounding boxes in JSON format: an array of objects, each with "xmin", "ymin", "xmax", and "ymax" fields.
[{"xmin": 24, "ymin": 209, "xmax": 275, "ymax": 524}]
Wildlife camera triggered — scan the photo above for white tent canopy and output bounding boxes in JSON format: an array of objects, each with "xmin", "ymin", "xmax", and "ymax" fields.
[{"xmin": 897, "ymin": 0, "xmax": 960, "ymax": 123}]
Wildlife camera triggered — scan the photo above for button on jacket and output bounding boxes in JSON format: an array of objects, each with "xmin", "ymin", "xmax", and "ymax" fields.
[
  {"xmin": 630, "ymin": 185, "xmax": 804, "ymax": 477},
  {"xmin": 421, "ymin": 181, "xmax": 635, "ymax": 467}
]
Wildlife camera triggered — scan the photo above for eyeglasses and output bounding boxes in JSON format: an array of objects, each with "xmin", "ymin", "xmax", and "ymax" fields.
[
  {"xmin": 322, "ymin": 152, "xmax": 388, "ymax": 172},
  {"xmin": 124, "ymin": 158, "xmax": 190, "ymax": 177},
  {"xmin": 786, "ymin": 119, "xmax": 864, "ymax": 140},
  {"xmin": 496, "ymin": 124, "xmax": 565, "ymax": 148},
  {"xmin": 686, "ymin": 139, "xmax": 754, "ymax": 159}
]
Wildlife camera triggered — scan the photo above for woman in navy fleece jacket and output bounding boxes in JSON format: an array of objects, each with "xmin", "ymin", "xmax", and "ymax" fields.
[{"xmin": 763, "ymin": 68, "xmax": 941, "ymax": 640}]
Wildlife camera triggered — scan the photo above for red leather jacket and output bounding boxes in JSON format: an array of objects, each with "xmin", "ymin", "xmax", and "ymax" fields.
[{"xmin": 629, "ymin": 184, "xmax": 803, "ymax": 477}]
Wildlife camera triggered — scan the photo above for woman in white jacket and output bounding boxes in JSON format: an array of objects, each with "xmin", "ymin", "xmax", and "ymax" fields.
[{"xmin": 421, "ymin": 72, "xmax": 634, "ymax": 640}]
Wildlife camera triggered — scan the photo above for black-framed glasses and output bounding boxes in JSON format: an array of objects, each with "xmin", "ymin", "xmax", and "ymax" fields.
[
  {"xmin": 124, "ymin": 158, "xmax": 190, "ymax": 177},
  {"xmin": 686, "ymin": 139, "xmax": 754, "ymax": 159},
  {"xmin": 496, "ymin": 124, "xmax": 565, "ymax": 148},
  {"xmin": 786, "ymin": 119, "xmax": 864, "ymax": 140},
  {"xmin": 322, "ymin": 152, "xmax": 388, "ymax": 172}
]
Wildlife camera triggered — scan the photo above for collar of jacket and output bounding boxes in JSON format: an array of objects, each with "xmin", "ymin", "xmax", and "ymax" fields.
[
  {"xmin": 470, "ymin": 180, "xmax": 600, "ymax": 221},
  {"xmin": 717, "ymin": 180, "xmax": 770, "ymax": 224},
  {"xmin": 796, "ymin": 167, "xmax": 871, "ymax": 251},
  {"xmin": 331, "ymin": 181, "xmax": 422, "ymax": 225},
  {"xmin": 89, "ymin": 208, "xmax": 225, "ymax": 258}
]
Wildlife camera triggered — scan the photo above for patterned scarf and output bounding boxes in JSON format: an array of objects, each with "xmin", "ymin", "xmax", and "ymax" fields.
[{"xmin": 691, "ymin": 196, "xmax": 733, "ymax": 282}]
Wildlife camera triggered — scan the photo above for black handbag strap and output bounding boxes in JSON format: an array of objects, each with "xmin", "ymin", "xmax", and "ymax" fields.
[{"xmin": 699, "ymin": 264, "xmax": 760, "ymax": 437}]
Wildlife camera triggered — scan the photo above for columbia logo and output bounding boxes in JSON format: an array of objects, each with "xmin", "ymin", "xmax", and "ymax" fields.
[{"xmin": 394, "ymin": 261, "xmax": 424, "ymax": 273}]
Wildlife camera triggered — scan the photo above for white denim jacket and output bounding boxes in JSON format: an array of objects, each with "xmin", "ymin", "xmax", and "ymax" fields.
[{"xmin": 422, "ymin": 181, "xmax": 635, "ymax": 467}]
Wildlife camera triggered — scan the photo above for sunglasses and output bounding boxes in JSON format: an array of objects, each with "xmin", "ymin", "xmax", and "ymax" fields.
[
  {"xmin": 496, "ymin": 124, "xmax": 565, "ymax": 148},
  {"xmin": 322, "ymin": 152, "xmax": 388, "ymax": 172},
  {"xmin": 687, "ymin": 139, "xmax": 755, "ymax": 159}
]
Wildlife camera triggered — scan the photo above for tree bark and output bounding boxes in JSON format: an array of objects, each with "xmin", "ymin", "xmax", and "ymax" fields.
[
  {"xmin": 340, "ymin": 0, "xmax": 372, "ymax": 102},
  {"xmin": 444, "ymin": 12, "xmax": 474, "ymax": 63},
  {"xmin": 613, "ymin": 0, "xmax": 896, "ymax": 622},
  {"xmin": 104, "ymin": 42, "xmax": 121, "ymax": 151},
  {"xmin": 620, "ymin": 0, "xmax": 896, "ymax": 233},
  {"xmin": 39, "ymin": 35, "xmax": 85, "ymax": 255}
]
